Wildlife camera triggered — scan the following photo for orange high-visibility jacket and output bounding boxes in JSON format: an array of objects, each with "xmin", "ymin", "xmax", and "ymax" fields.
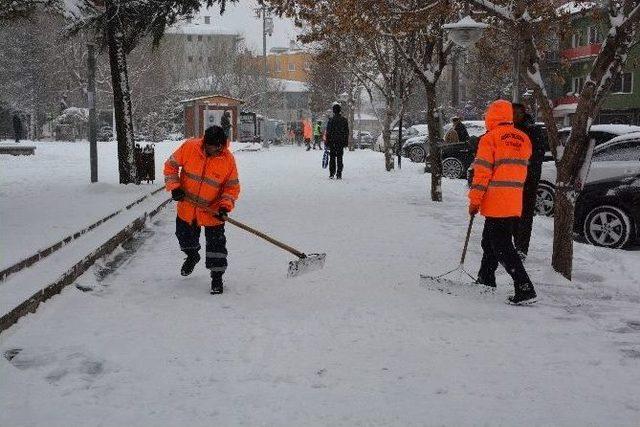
[
  {"xmin": 469, "ymin": 100, "xmax": 532, "ymax": 218},
  {"xmin": 164, "ymin": 138, "xmax": 240, "ymax": 226},
  {"xmin": 303, "ymin": 120, "xmax": 313, "ymax": 139}
]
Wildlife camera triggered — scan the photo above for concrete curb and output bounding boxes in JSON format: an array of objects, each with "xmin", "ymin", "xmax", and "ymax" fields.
[
  {"xmin": 0, "ymin": 196, "xmax": 172, "ymax": 334},
  {"xmin": 0, "ymin": 186, "xmax": 165, "ymax": 282}
]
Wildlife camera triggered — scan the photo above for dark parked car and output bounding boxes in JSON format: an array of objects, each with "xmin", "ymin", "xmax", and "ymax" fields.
[
  {"xmin": 574, "ymin": 174, "xmax": 640, "ymax": 249},
  {"xmin": 424, "ymin": 137, "xmax": 480, "ymax": 179}
]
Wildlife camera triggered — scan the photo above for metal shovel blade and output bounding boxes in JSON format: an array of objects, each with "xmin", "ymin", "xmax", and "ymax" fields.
[{"xmin": 287, "ymin": 253, "xmax": 326, "ymax": 278}]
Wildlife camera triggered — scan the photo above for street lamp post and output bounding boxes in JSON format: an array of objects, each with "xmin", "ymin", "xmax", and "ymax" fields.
[{"xmin": 255, "ymin": 5, "xmax": 273, "ymax": 139}]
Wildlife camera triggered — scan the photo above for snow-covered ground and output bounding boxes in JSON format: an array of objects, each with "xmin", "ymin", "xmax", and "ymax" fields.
[
  {"xmin": 0, "ymin": 139, "xmax": 181, "ymax": 270},
  {"xmin": 1, "ymin": 146, "xmax": 640, "ymax": 426}
]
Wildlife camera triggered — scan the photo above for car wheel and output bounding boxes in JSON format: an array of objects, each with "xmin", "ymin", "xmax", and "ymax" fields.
[
  {"xmin": 408, "ymin": 146, "xmax": 426, "ymax": 162},
  {"xmin": 535, "ymin": 183, "xmax": 555, "ymax": 216},
  {"xmin": 442, "ymin": 157, "xmax": 464, "ymax": 179},
  {"xmin": 583, "ymin": 205, "xmax": 632, "ymax": 249}
]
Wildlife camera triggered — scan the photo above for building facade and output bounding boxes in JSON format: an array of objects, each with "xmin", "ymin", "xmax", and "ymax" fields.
[
  {"xmin": 265, "ymin": 43, "xmax": 312, "ymax": 83},
  {"xmin": 551, "ymin": 7, "xmax": 640, "ymax": 126}
]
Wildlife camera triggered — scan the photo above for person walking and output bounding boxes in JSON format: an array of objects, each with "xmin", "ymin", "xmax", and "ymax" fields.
[
  {"xmin": 512, "ymin": 103, "xmax": 545, "ymax": 260},
  {"xmin": 12, "ymin": 113, "xmax": 23, "ymax": 143},
  {"xmin": 220, "ymin": 110, "xmax": 232, "ymax": 141},
  {"xmin": 164, "ymin": 125, "xmax": 241, "ymax": 295},
  {"xmin": 325, "ymin": 103, "xmax": 349, "ymax": 179},
  {"xmin": 303, "ymin": 119, "xmax": 313, "ymax": 151},
  {"xmin": 468, "ymin": 100, "xmax": 537, "ymax": 305},
  {"xmin": 312, "ymin": 120, "xmax": 323, "ymax": 150}
]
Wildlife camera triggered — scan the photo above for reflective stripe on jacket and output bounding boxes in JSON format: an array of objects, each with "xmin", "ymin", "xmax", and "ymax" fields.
[
  {"xmin": 469, "ymin": 100, "xmax": 531, "ymax": 218},
  {"xmin": 164, "ymin": 138, "xmax": 240, "ymax": 226}
]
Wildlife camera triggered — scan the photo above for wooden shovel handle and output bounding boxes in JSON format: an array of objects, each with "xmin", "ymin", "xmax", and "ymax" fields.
[
  {"xmin": 460, "ymin": 214, "xmax": 475, "ymax": 266},
  {"xmin": 223, "ymin": 216, "xmax": 306, "ymax": 259},
  {"xmin": 180, "ymin": 199, "xmax": 306, "ymax": 258}
]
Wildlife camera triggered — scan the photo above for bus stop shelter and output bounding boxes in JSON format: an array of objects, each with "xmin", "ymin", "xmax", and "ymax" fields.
[{"xmin": 181, "ymin": 95, "xmax": 244, "ymax": 141}]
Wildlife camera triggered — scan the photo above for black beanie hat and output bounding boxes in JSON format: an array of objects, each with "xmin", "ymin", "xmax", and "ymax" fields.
[
  {"xmin": 204, "ymin": 125, "xmax": 226, "ymax": 146},
  {"xmin": 332, "ymin": 103, "xmax": 341, "ymax": 115}
]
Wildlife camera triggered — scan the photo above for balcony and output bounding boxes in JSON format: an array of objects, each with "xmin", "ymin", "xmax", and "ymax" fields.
[{"xmin": 561, "ymin": 44, "xmax": 602, "ymax": 61}]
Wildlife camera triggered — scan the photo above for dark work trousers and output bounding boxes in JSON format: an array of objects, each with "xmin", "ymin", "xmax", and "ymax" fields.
[
  {"xmin": 329, "ymin": 146, "xmax": 344, "ymax": 178},
  {"xmin": 175, "ymin": 217, "xmax": 227, "ymax": 279},
  {"xmin": 478, "ymin": 217, "xmax": 532, "ymax": 287},
  {"xmin": 312, "ymin": 136, "xmax": 322, "ymax": 150},
  {"xmin": 514, "ymin": 165, "xmax": 542, "ymax": 256}
]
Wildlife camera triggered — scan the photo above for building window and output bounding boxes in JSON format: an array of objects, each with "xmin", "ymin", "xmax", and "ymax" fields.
[
  {"xmin": 573, "ymin": 76, "xmax": 585, "ymax": 94},
  {"xmin": 187, "ymin": 35, "xmax": 192, "ymax": 42},
  {"xmin": 288, "ymin": 63, "xmax": 296, "ymax": 72},
  {"xmin": 611, "ymin": 72, "xmax": 633, "ymax": 94},
  {"xmin": 197, "ymin": 35, "xmax": 203, "ymax": 42},
  {"xmin": 204, "ymin": 16, "xmax": 211, "ymax": 24},
  {"xmin": 572, "ymin": 30, "xmax": 585, "ymax": 48},
  {"xmin": 275, "ymin": 61, "xmax": 281, "ymax": 72},
  {"xmin": 188, "ymin": 56, "xmax": 193, "ymax": 63},
  {"xmin": 588, "ymin": 26, "xmax": 602, "ymax": 44}
]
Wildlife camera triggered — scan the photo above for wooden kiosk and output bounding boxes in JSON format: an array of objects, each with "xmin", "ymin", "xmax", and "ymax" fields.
[{"xmin": 180, "ymin": 95, "xmax": 244, "ymax": 141}]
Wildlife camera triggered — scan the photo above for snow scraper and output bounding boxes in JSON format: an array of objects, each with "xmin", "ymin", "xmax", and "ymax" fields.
[
  {"xmin": 223, "ymin": 215, "xmax": 326, "ymax": 278},
  {"xmin": 185, "ymin": 202, "xmax": 326, "ymax": 277},
  {"xmin": 420, "ymin": 215, "xmax": 478, "ymax": 289}
]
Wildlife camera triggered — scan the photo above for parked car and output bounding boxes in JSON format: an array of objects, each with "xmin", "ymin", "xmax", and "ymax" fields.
[
  {"xmin": 558, "ymin": 124, "xmax": 640, "ymax": 148},
  {"xmin": 405, "ymin": 121, "xmax": 487, "ymax": 164},
  {"xmin": 353, "ymin": 130, "xmax": 374, "ymax": 149},
  {"xmin": 536, "ymin": 132, "xmax": 640, "ymax": 216},
  {"xmin": 374, "ymin": 127, "xmax": 406, "ymax": 152},
  {"xmin": 574, "ymin": 173, "xmax": 640, "ymax": 249}
]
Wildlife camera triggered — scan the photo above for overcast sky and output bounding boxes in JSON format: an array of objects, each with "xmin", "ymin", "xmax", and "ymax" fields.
[{"xmin": 202, "ymin": 0, "xmax": 302, "ymax": 53}]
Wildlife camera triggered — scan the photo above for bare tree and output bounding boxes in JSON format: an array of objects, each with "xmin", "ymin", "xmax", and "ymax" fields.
[{"xmin": 468, "ymin": 0, "xmax": 640, "ymax": 279}]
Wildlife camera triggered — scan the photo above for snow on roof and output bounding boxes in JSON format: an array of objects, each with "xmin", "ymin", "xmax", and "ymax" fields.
[
  {"xmin": 167, "ymin": 22, "xmax": 237, "ymax": 36},
  {"xmin": 559, "ymin": 124, "xmax": 640, "ymax": 135},
  {"xmin": 268, "ymin": 78, "xmax": 309, "ymax": 93},
  {"xmin": 355, "ymin": 113, "xmax": 379, "ymax": 122},
  {"xmin": 556, "ymin": 1, "xmax": 597, "ymax": 16}
]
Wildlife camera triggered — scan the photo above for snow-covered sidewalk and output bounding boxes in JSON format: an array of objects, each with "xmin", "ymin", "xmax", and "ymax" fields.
[
  {"xmin": 0, "ymin": 140, "xmax": 181, "ymax": 271},
  {"xmin": 1, "ymin": 147, "xmax": 639, "ymax": 426}
]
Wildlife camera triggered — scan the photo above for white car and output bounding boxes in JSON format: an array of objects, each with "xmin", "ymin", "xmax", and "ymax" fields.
[
  {"xmin": 558, "ymin": 124, "xmax": 640, "ymax": 147},
  {"xmin": 374, "ymin": 127, "xmax": 407, "ymax": 152},
  {"xmin": 536, "ymin": 132, "xmax": 640, "ymax": 216}
]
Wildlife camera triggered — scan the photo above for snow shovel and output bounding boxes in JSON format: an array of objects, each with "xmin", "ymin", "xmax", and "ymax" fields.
[
  {"xmin": 420, "ymin": 214, "xmax": 477, "ymax": 286},
  {"xmin": 184, "ymin": 201, "xmax": 326, "ymax": 278},
  {"xmin": 223, "ymin": 215, "xmax": 326, "ymax": 278}
]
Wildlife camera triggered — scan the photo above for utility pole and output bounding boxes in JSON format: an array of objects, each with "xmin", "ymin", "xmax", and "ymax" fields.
[
  {"xmin": 256, "ymin": 5, "xmax": 273, "ymax": 147},
  {"xmin": 87, "ymin": 43, "xmax": 98, "ymax": 183}
]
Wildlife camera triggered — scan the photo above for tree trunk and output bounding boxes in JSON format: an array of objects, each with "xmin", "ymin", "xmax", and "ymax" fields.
[
  {"xmin": 347, "ymin": 83, "xmax": 355, "ymax": 151},
  {"xmin": 383, "ymin": 106, "xmax": 394, "ymax": 171},
  {"xmin": 105, "ymin": 0, "xmax": 137, "ymax": 184},
  {"xmin": 425, "ymin": 83, "xmax": 442, "ymax": 202}
]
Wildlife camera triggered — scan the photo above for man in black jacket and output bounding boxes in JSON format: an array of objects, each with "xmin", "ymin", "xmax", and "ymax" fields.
[
  {"xmin": 513, "ymin": 103, "xmax": 546, "ymax": 260},
  {"xmin": 325, "ymin": 103, "xmax": 349, "ymax": 179},
  {"xmin": 13, "ymin": 113, "xmax": 23, "ymax": 143}
]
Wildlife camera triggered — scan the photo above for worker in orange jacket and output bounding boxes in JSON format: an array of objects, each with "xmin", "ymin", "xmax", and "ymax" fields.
[
  {"xmin": 469, "ymin": 100, "xmax": 537, "ymax": 305},
  {"xmin": 303, "ymin": 119, "xmax": 313, "ymax": 151},
  {"xmin": 164, "ymin": 125, "xmax": 240, "ymax": 295}
]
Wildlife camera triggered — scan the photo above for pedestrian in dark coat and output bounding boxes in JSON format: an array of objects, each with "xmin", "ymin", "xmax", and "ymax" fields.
[
  {"xmin": 220, "ymin": 110, "xmax": 232, "ymax": 141},
  {"xmin": 325, "ymin": 103, "xmax": 349, "ymax": 179},
  {"xmin": 512, "ymin": 103, "xmax": 545, "ymax": 259},
  {"xmin": 13, "ymin": 114, "xmax": 23, "ymax": 143},
  {"xmin": 454, "ymin": 118, "xmax": 470, "ymax": 142}
]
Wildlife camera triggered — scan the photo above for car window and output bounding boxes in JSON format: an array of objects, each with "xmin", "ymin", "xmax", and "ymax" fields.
[
  {"xmin": 593, "ymin": 139, "xmax": 640, "ymax": 161},
  {"xmin": 591, "ymin": 131, "xmax": 617, "ymax": 146}
]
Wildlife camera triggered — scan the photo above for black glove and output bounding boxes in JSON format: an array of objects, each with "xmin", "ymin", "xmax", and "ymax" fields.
[
  {"xmin": 217, "ymin": 208, "xmax": 229, "ymax": 220},
  {"xmin": 171, "ymin": 188, "xmax": 185, "ymax": 201}
]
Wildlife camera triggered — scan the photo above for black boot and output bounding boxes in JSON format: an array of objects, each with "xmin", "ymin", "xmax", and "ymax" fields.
[
  {"xmin": 210, "ymin": 273, "xmax": 223, "ymax": 295},
  {"xmin": 507, "ymin": 282, "xmax": 537, "ymax": 305},
  {"xmin": 180, "ymin": 252, "xmax": 200, "ymax": 276},
  {"xmin": 475, "ymin": 273, "xmax": 496, "ymax": 288}
]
